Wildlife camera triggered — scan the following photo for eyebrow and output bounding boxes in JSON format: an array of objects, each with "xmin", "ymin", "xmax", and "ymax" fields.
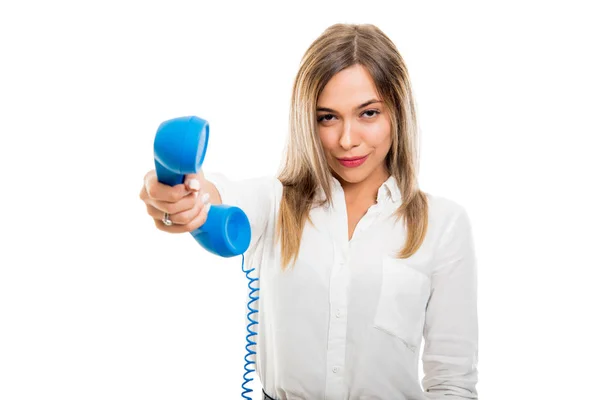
[{"xmin": 316, "ymin": 99, "xmax": 382, "ymax": 113}]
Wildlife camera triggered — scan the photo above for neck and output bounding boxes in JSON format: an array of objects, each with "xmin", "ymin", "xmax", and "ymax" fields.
[{"xmin": 337, "ymin": 167, "xmax": 390, "ymax": 206}]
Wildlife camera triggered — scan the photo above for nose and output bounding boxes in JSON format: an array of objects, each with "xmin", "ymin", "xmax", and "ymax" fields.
[{"xmin": 339, "ymin": 120, "xmax": 360, "ymax": 150}]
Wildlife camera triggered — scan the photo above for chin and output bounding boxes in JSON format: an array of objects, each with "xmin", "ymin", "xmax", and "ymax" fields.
[{"xmin": 331, "ymin": 167, "xmax": 369, "ymax": 184}]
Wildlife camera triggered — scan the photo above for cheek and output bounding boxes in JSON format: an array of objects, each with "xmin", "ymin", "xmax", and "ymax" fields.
[
  {"xmin": 318, "ymin": 130, "xmax": 337, "ymax": 152},
  {"xmin": 364, "ymin": 121, "xmax": 392, "ymax": 148}
]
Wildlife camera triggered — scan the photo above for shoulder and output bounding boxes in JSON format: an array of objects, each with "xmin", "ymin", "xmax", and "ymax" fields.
[
  {"xmin": 424, "ymin": 192, "xmax": 473, "ymax": 245},
  {"xmin": 426, "ymin": 192, "xmax": 468, "ymax": 224},
  {"xmin": 424, "ymin": 192, "xmax": 475, "ymax": 267}
]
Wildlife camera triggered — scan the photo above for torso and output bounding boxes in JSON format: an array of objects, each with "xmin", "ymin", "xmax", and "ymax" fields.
[
  {"xmin": 346, "ymin": 204, "xmax": 372, "ymax": 241},
  {"xmin": 343, "ymin": 184, "xmax": 379, "ymax": 241}
]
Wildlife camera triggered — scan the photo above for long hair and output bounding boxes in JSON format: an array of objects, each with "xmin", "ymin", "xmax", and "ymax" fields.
[{"xmin": 276, "ymin": 23, "xmax": 429, "ymax": 270}]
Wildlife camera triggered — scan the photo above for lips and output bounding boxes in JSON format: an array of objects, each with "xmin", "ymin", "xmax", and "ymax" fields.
[
  {"xmin": 337, "ymin": 155, "xmax": 367, "ymax": 161},
  {"xmin": 337, "ymin": 154, "xmax": 368, "ymax": 168}
]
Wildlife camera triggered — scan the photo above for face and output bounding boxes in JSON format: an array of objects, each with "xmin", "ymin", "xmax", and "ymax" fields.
[{"xmin": 316, "ymin": 64, "xmax": 392, "ymax": 189}]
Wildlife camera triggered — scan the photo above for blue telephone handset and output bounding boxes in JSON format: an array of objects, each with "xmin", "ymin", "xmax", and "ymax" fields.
[
  {"xmin": 153, "ymin": 116, "xmax": 259, "ymax": 399},
  {"xmin": 153, "ymin": 116, "xmax": 251, "ymax": 257}
]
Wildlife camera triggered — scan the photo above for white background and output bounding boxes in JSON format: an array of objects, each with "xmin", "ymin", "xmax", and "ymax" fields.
[{"xmin": 1, "ymin": 0, "xmax": 598, "ymax": 399}]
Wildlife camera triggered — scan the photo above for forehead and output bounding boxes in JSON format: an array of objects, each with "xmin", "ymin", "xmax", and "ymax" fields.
[{"xmin": 318, "ymin": 64, "xmax": 379, "ymax": 107}]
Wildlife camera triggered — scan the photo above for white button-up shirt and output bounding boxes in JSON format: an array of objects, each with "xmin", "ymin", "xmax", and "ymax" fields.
[{"xmin": 205, "ymin": 171, "xmax": 478, "ymax": 400}]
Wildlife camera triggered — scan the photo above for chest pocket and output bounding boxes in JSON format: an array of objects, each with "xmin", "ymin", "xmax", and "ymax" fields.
[{"xmin": 373, "ymin": 256, "xmax": 431, "ymax": 352}]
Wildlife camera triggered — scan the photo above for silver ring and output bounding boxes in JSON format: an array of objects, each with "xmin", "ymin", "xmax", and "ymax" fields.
[{"xmin": 162, "ymin": 212, "xmax": 173, "ymax": 226}]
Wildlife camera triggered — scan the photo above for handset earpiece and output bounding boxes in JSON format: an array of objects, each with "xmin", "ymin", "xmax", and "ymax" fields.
[{"xmin": 153, "ymin": 116, "xmax": 251, "ymax": 257}]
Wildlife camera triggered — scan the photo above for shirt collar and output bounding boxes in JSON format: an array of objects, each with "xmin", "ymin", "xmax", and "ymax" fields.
[
  {"xmin": 377, "ymin": 174, "xmax": 402, "ymax": 204},
  {"xmin": 317, "ymin": 174, "xmax": 402, "ymax": 205}
]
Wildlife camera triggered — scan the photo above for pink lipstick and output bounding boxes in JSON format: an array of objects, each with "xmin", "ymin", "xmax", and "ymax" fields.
[{"xmin": 337, "ymin": 155, "xmax": 368, "ymax": 168}]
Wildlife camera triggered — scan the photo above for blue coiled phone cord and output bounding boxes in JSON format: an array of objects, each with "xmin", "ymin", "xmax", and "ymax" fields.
[{"xmin": 241, "ymin": 253, "xmax": 260, "ymax": 400}]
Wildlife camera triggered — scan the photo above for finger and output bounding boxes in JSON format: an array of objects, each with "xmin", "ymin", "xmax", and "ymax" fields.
[
  {"xmin": 183, "ymin": 200, "xmax": 212, "ymax": 232},
  {"xmin": 184, "ymin": 171, "xmax": 204, "ymax": 192},
  {"xmin": 145, "ymin": 193, "xmax": 199, "ymax": 223},
  {"xmin": 146, "ymin": 203, "xmax": 165, "ymax": 221},
  {"xmin": 144, "ymin": 169, "xmax": 192, "ymax": 202},
  {"xmin": 139, "ymin": 184, "xmax": 148, "ymax": 202},
  {"xmin": 147, "ymin": 190, "xmax": 199, "ymax": 215},
  {"xmin": 168, "ymin": 190, "xmax": 210, "ymax": 224},
  {"xmin": 143, "ymin": 169, "xmax": 157, "ymax": 196},
  {"xmin": 154, "ymin": 201, "xmax": 212, "ymax": 234}
]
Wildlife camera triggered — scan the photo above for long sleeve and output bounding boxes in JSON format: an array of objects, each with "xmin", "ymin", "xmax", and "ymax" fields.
[
  {"xmin": 422, "ymin": 205, "xmax": 479, "ymax": 399},
  {"xmin": 203, "ymin": 171, "xmax": 280, "ymax": 254}
]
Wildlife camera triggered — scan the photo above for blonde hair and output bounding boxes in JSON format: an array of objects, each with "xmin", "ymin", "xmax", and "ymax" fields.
[{"xmin": 276, "ymin": 23, "xmax": 429, "ymax": 270}]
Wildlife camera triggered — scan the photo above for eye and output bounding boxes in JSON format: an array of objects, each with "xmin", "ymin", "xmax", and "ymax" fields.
[
  {"xmin": 362, "ymin": 109, "xmax": 380, "ymax": 118},
  {"xmin": 317, "ymin": 114, "xmax": 336, "ymax": 123},
  {"xmin": 316, "ymin": 109, "xmax": 380, "ymax": 124}
]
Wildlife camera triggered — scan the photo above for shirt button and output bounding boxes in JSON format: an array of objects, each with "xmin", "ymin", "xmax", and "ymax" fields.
[
  {"xmin": 332, "ymin": 366, "xmax": 339, "ymax": 373},
  {"xmin": 335, "ymin": 309, "xmax": 341, "ymax": 318}
]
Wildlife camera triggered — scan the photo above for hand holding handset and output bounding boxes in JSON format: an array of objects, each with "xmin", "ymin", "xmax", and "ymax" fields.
[
  {"xmin": 153, "ymin": 116, "xmax": 251, "ymax": 257},
  {"xmin": 154, "ymin": 116, "xmax": 258, "ymax": 399}
]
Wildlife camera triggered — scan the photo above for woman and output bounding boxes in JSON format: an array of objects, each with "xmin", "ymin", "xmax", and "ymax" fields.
[{"xmin": 140, "ymin": 23, "xmax": 478, "ymax": 400}]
